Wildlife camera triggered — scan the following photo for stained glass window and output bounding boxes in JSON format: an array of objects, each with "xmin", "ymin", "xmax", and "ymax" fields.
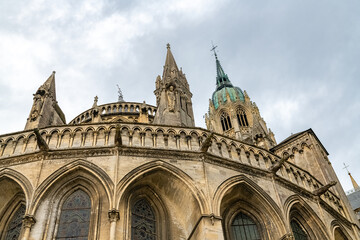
[
  {"xmin": 291, "ymin": 220, "xmax": 308, "ymax": 240},
  {"xmin": 231, "ymin": 212, "xmax": 261, "ymax": 240},
  {"xmin": 56, "ymin": 189, "xmax": 91, "ymax": 240},
  {"xmin": 131, "ymin": 199, "xmax": 157, "ymax": 240},
  {"xmin": 5, "ymin": 204, "xmax": 25, "ymax": 240}
]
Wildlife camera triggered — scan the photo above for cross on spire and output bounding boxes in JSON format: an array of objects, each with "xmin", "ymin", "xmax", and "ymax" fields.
[
  {"xmin": 210, "ymin": 42, "xmax": 218, "ymax": 59},
  {"xmin": 343, "ymin": 163, "xmax": 350, "ymax": 174}
]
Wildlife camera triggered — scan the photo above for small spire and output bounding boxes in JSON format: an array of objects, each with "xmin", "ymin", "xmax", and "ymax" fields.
[
  {"xmin": 167, "ymin": 43, "xmax": 170, "ymax": 49},
  {"xmin": 344, "ymin": 163, "xmax": 360, "ymax": 191}
]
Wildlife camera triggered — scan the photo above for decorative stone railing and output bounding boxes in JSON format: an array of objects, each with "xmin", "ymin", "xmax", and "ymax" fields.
[
  {"xmin": 69, "ymin": 102, "xmax": 157, "ymax": 124},
  {"xmin": 0, "ymin": 122, "xmax": 344, "ymax": 218}
]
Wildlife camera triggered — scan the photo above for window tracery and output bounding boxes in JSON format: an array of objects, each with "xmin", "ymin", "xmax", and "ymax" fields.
[
  {"xmin": 131, "ymin": 198, "xmax": 157, "ymax": 240},
  {"xmin": 4, "ymin": 204, "xmax": 26, "ymax": 240},
  {"xmin": 55, "ymin": 189, "xmax": 91, "ymax": 240},
  {"xmin": 236, "ymin": 109, "xmax": 249, "ymax": 127},
  {"xmin": 220, "ymin": 111, "xmax": 232, "ymax": 131},
  {"xmin": 291, "ymin": 220, "xmax": 308, "ymax": 240},
  {"xmin": 231, "ymin": 212, "xmax": 260, "ymax": 240}
]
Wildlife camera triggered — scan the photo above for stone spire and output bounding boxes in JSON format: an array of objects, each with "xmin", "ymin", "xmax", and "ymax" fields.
[
  {"xmin": 153, "ymin": 44, "xmax": 194, "ymax": 127},
  {"xmin": 25, "ymin": 71, "xmax": 66, "ymax": 130}
]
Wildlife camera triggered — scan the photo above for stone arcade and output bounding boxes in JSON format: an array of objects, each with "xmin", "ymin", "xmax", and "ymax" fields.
[{"xmin": 0, "ymin": 45, "xmax": 359, "ymax": 240}]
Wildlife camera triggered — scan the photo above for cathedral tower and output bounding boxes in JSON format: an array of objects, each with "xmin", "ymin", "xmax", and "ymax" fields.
[
  {"xmin": 153, "ymin": 44, "xmax": 195, "ymax": 127},
  {"xmin": 24, "ymin": 71, "xmax": 66, "ymax": 130},
  {"xmin": 205, "ymin": 49, "xmax": 276, "ymax": 149}
]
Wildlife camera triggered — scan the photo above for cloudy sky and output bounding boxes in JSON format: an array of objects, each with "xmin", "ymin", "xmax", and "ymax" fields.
[{"xmin": 0, "ymin": 0, "xmax": 359, "ymax": 191}]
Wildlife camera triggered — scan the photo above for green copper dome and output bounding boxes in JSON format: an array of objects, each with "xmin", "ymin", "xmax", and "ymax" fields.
[{"xmin": 211, "ymin": 50, "xmax": 245, "ymax": 109}]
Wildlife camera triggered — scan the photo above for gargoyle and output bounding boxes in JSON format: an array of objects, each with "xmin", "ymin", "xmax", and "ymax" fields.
[
  {"xmin": 200, "ymin": 133, "xmax": 214, "ymax": 153},
  {"xmin": 313, "ymin": 181, "xmax": 337, "ymax": 196}
]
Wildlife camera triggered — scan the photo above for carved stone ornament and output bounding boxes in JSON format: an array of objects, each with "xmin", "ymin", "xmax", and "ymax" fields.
[
  {"xmin": 22, "ymin": 215, "xmax": 36, "ymax": 228},
  {"xmin": 108, "ymin": 209, "xmax": 120, "ymax": 222}
]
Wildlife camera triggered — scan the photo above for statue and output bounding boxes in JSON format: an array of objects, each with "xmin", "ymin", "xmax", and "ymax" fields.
[
  {"xmin": 167, "ymin": 85, "xmax": 176, "ymax": 112},
  {"xmin": 30, "ymin": 94, "xmax": 44, "ymax": 121}
]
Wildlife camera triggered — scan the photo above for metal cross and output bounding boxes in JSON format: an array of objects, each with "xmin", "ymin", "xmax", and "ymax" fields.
[
  {"xmin": 343, "ymin": 163, "xmax": 350, "ymax": 174},
  {"xmin": 210, "ymin": 42, "xmax": 218, "ymax": 57}
]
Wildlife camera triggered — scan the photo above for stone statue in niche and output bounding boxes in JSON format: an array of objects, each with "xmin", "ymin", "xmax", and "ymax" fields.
[
  {"xmin": 30, "ymin": 93, "xmax": 44, "ymax": 121},
  {"xmin": 167, "ymin": 85, "xmax": 176, "ymax": 112}
]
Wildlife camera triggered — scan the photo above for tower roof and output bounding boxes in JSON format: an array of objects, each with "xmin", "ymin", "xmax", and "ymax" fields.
[
  {"xmin": 210, "ymin": 49, "xmax": 245, "ymax": 109},
  {"xmin": 38, "ymin": 71, "xmax": 56, "ymax": 100},
  {"xmin": 164, "ymin": 43, "xmax": 179, "ymax": 71}
]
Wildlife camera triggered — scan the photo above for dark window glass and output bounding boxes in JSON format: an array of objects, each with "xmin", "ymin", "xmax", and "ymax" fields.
[
  {"xmin": 221, "ymin": 112, "xmax": 232, "ymax": 131},
  {"xmin": 5, "ymin": 204, "xmax": 26, "ymax": 240},
  {"xmin": 231, "ymin": 212, "xmax": 261, "ymax": 240},
  {"xmin": 56, "ymin": 189, "xmax": 91, "ymax": 240},
  {"xmin": 291, "ymin": 220, "xmax": 308, "ymax": 240},
  {"xmin": 131, "ymin": 199, "xmax": 156, "ymax": 240},
  {"xmin": 236, "ymin": 109, "xmax": 249, "ymax": 127}
]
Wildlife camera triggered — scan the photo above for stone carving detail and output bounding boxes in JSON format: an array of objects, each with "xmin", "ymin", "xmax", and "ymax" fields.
[{"xmin": 30, "ymin": 93, "xmax": 44, "ymax": 121}]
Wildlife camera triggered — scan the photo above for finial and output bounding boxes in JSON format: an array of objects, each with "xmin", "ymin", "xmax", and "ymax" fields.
[
  {"xmin": 52, "ymin": 71, "xmax": 56, "ymax": 74},
  {"xmin": 116, "ymin": 84, "xmax": 124, "ymax": 102},
  {"xmin": 166, "ymin": 43, "xmax": 170, "ymax": 49},
  {"xmin": 210, "ymin": 42, "xmax": 218, "ymax": 59}
]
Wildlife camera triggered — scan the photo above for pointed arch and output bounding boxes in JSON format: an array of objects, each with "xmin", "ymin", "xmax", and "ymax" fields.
[
  {"xmin": 213, "ymin": 174, "xmax": 287, "ymax": 239},
  {"xmin": 116, "ymin": 160, "xmax": 208, "ymax": 213},
  {"xmin": 31, "ymin": 159, "xmax": 113, "ymax": 215},
  {"xmin": 331, "ymin": 220, "xmax": 353, "ymax": 240},
  {"xmin": 284, "ymin": 194, "xmax": 330, "ymax": 239},
  {"xmin": 0, "ymin": 168, "xmax": 33, "ymax": 206},
  {"xmin": 117, "ymin": 160, "xmax": 209, "ymax": 239}
]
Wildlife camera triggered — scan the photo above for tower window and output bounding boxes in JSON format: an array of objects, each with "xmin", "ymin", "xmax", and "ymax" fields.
[
  {"xmin": 131, "ymin": 199, "xmax": 157, "ymax": 240},
  {"xmin": 237, "ymin": 109, "xmax": 249, "ymax": 127},
  {"xmin": 231, "ymin": 212, "xmax": 260, "ymax": 240},
  {"xmin": 220, "ymin": 112, "xmax": 232, "ymax": 131}
]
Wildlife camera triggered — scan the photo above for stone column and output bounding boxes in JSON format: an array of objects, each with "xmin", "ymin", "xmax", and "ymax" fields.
[
  {"xmin": 21, "ymin": 215, "xmax": 36, "ymax": 240},
  {"xmin": 188, "ymin": 214, "xmax": 224, "ymax": 240},
  {"xmin": 108, "ymin": 209, "xmax": 120, "ymax": 240}
]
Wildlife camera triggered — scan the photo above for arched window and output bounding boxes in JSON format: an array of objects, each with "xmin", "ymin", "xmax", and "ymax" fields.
[
  {"xmin": 56, "ymin": 189, "xmax": 91, "ymax": 239},
  {"xmin": 4, "ymin": 204, "xmax": 26, "ymax": 240},
  {"xmin": 131, "ymin": 199, "xmax": 157, "ymax": 240},
  {"xmin": 220, "ymin": 112, "xmax": 232, "ymax": 131},
  {"xmin": 291, "ymin": 220, "xmax": 308, "ymax": 240},
  {"xmin": 236, "ymin": 109, "xmax": 249, "ymax": 127},
  {"xmin": 334, "ymin": 228, "xmax": 348, "ymax": 240},
  {"xmin": 231, "ymin": 212, "xmax": 260, "ymax": 240}
]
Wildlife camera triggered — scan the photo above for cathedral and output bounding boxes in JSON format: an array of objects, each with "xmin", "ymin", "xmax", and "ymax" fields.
[{"xmin": 0, "ymin": 44, "xmax": 359, "ymax": 240}]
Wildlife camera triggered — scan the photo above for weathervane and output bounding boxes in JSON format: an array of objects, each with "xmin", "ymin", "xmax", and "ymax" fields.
[{"xmin": 116, "ymin": 84, "xmax": 124, "ymax": 102}]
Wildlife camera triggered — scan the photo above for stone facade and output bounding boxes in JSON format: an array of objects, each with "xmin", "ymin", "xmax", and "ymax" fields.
[{"xmin": 0, "ymin": 44, "xmax": 359, "ymax": 240}]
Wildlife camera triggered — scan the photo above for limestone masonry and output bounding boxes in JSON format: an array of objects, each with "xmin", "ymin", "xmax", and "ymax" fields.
[{"xmin": 0, "ymin": 44, "xmax": 359, "ymax": 240}]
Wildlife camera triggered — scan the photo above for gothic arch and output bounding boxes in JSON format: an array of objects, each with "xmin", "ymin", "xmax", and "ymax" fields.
[
  {"xmin": 117, "ymin": 160, "xmax": 209, "ymax": 239},
  {"xmin": 31, "ymin": 159, "xmax": 113, "ymax": 215},
  {"xmin": 284, "ymin": 195, "xmax": 330, "ymax": 239},
  {"xmin": 331, "ymin": 220, "xmax": 353, "ymax": 240},
  {"xmin": 213, "ymin": 175, "xmax": 287, "ymax": 239},
  {"xmin": 0, "ymin": 168, "xmax": 33, "ymax": 207},
  {"xmin": 116, "ymin": 160, "xmax": 208, "ymax": 212},
  {"xmin": 0, "ymin": 195, "xmax": 26, "ymax": 240}
]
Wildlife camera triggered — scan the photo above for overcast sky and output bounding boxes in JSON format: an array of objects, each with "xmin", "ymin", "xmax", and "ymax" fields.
[{"xmin": 0, "ymin": 0, "xmax": 359, "ymax": 191}]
